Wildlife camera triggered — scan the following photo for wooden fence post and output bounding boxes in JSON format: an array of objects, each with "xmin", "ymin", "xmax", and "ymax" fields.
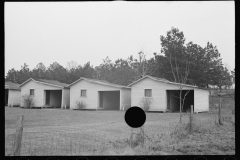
[
  {"xmin": 13, "ymin": 115, "xmax": 24, "ymax": 156},
  {"xmin": 218, "ymin": 96, "xmax": 223, "ymax": 125},
  {"xmin": 189, "ymin": 105, "xmax": 193, "ymax": 133}
]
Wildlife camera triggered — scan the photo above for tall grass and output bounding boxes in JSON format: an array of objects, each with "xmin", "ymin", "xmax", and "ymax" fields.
[{"xmin": 5, "ymin": 104, "xmax": 235, "ymax": 156}]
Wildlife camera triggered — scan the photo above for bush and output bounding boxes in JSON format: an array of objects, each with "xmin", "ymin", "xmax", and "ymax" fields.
[
  {"xmin": 75, "ymin": 100, "xmax": 87, "ymax": 109},
  {"xmin": 22, "ymin": 94, "xmax": 35, "ymax": 108},
  {"xmin": 140, "ymin": 97, "xmax": 153, "ymax": 111}
]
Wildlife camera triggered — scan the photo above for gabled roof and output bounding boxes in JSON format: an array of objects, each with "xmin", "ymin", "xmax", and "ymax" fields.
[
  {"xmin": 146, "ymin": 75, "xmax": 170, "ymax": 82},
  {"xmin": 67, "ymin": 77, "xmax": 131, "ymax": 89},
  {"xmin": 128, "ymin": 75, "xmax": 207, "ymax": 90},
  {"xmin": 19, "ymin": 78, "xmax": 69, "ymax": 89},
  {"xmin": 5, "ymin": 81, "xmax": 20, "ymax": 90},
  {"xmin": 37, "ymin": 79, "xmax": 69, "ymax": 88}
]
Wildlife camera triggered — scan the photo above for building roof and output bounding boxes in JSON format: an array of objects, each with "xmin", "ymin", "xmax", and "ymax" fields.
[
  {"xmin": 67, "ymin": 77, "xmax": 131, "ymax": 89},
  {"xmin": 128, "ymin": 75, "xmax": 207, "ymax": 90},
  {"xmin": 36, "ymin": 79, "xmax": 69, "ymax": 87},
  {"xmin": 146, "ymin": 75, "xmax": 170, "ymax": 82},
  {"xmin": 19, "ymin": 78, "xmax": 69, "ymax": 89},
  {"xmin": 5, "ymin": 81, "xmax": 20, "ymax": 90}
]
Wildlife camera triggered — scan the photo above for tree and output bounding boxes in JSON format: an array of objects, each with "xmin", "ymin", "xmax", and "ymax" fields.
[
  {"xmin": 5, "ymin": 68, "xmax": 18, "ymax": 83},
  {"xmin": 32, "ymin": 62, "xmax": 46, "ymax": 79},
  {"xmin": 18, "ymin": 63, "xmax": 31, "ymax": 83},
  {"xmin": 231, "ymin": 68, "xmax": 235, "ymax": 84},
  {"xmin": 185, "ymin": 42, "xmax": 209, "ymax": 87},
  {"xmin": 66, "ymin": 60, "xmax": 78, "ymax": 72},
  {"xmin": 109, "ymin": 58, "xmax": 137, "ymax": 85},
  {"xmin": 160, "ymin": 27, "xmax": 191, "ymax": 123},
  {"xmin": 129, "ymin": 51, "xmax": 156, "ymax": 81},
  {"xmin": 151, "ymin": 53, "xmax": 171, "ymax": 80},
  {"xmin": 46, "ymin": 62, "xmax": 68, "ymax": 83},
  {"xmin": 94, "ymin": 57, "xmax": 114, "ymax": 81}
]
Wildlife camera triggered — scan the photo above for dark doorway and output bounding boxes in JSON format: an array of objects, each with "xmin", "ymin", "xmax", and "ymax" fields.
[
  {"xmin": 98, "ymin": 91, "xmax": 120, "ymax": 110},
  {"xmin": 5, "ymin": 89, "xmax": 9, "ymax": 106},
  {"xmin": 45, "ymin": 90, "xmax": 50, "ymax": 105},
  {"xmin": 45, "ymin": 90, "xmax": 62, "ymax": 108},
  {"xmin": 166, "ymin": 90, "xmax": 194, "ymax": 112}
]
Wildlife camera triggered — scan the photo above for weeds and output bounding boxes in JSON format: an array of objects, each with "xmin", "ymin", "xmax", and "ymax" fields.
[
  {"xmin": 21, "ymin": 94, "xmax": 35, "ymax": 108},
  {"xmin": 140, "ymin": 97, "xmax": 152, "ymax": 111},
  {"xmin": 5, "ymin": 107, "xmax": 235, "ymax": 155},
  {"xmin": 75, "ymin": 100, "xmax": 87, "ymax": 110}
]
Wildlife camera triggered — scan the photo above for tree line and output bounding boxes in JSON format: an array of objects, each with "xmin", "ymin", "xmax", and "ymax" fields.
[{"xmin": 5, "ymin": 27, "xmax": 234, "ymax": 90}]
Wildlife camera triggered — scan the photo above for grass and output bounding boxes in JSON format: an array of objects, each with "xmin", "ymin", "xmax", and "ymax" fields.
[{"xmin": 5, "ymin": 100, "xmax": 235, "ymax": 155}]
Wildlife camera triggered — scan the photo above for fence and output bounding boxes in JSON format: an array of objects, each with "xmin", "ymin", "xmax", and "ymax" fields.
[
  {"xmin": 5, "ymin": 106, "xmax": 235, "ymax": 156},
  {"xmin": 5, "ymin": 114, "xmax": 183, "ymax": 156},
  {"xmin": 5, "ymin": 118, "xmax": 131, "ymax": 156},
  {"xmin": 209, "ymin": 95, "xmax": 234, "ymax": 110}
]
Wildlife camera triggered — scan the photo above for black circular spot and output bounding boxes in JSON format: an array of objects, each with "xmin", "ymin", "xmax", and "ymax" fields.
[{"xmin": 125, "ymin": 106, "xmax": 146, "ymax": 128}]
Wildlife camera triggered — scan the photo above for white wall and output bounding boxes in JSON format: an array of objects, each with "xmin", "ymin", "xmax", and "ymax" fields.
[
  {"xmin": 194, "ymin": 89, "xmax": 209, "ymax": 112},
  {"xmin": 62, "ymin": 88, "xmax": 70, "ymax": 108},
  {"xmin": 131, "ymin": 78, "xmax": 202, "ymax": 112},
  {"xmin": 20, "ymin": 80, "xmax": 61, "ymax": 107},
  {"xmin": 70, "ymin": 80, "xmax": 122, "ymax": 109},
  {"xmin": 8, "ymin": 90, "xmax": 21, "ymax": 106},
  {"xmin": 120, "ymin": 88, "xmax": 131, "ymax": 111}
]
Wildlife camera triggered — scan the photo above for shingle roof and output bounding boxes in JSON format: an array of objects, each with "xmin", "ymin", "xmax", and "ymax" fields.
[
  {"xmin": 19, "ymin": 78, "xmax": 69, "ymax": 88},
  {"xmin": 5, "ymin": 81, "xmax": 20, "ymax": 90},
  {"xmin": 68, "ymin": 77, "xmax": 130, "ymax": 89},
  {"xmin": 36, "ymin": 79, "xmax": 69, "ymax": 87},
  {"xmin": 128, "ymin": 75, "xmax": 207, "ymax": 90},
  {"xmin": 147, "ymin": 75, "xmax": 170, "ymax": 82}
]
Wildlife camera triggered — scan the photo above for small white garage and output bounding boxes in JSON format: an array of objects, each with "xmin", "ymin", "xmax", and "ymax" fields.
[
  {"xmin": 128, "ymin": 75, "xmax": 209, "ymax": 113},
  {"xmin": 19, "ymin": 78, "xmax": 70, "ymax": 108},
  {"xmin": 5, "ymin": 81, "xmax": 21, "ymax": 107},
  {"xmin": 68, "ymin": 77, "xmax": 131, "ymax": 110}
]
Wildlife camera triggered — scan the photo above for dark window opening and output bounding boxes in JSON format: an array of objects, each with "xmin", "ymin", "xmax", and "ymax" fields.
[
  {"xmin": 145, "ymin": 89, "xmax": 152, "ymax": 97},
  {"xmin": 81, "ymin": 90, "xmax": 86, "ymax": 97},
  {"xmin": 30, "ymin": 89, "xmax": 34, "ymax": 96}
]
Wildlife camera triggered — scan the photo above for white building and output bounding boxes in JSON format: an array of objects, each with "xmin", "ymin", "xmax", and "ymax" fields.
[
  {"xmin": 19, "ymin": 78, "xmax": 70, "ymax": 108},
  {"xmin": 68, "ymin": 77, "xmax": 131, "ymax": 110},
  {"xmin": 5, "ymin": 81, "xmax": 21, "ymax": 107},
  {"xmin": 128, "ymin": 75, "xmax": 209, "ymax": 113}
]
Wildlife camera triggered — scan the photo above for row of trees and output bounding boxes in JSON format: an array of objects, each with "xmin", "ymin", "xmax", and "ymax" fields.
[{"xmin": 5, "ymin": 27, "xmax": 234, "ymax": 89}]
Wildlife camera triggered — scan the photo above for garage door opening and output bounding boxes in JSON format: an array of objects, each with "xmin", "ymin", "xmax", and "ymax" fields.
[
  {"xmin": 167, "ymin": 90, "xmax": 194, "ymax": 112},
  {"xmin": 5, "ymin": 89, "xmax": 9, "ymax": 106},
  {"xmin": 44, "ymin": 90, "xmax": 62, "ymax": 108},
  {"xmin": 98, "ymin": 91, "xmax": 120, "ymax": 110}
]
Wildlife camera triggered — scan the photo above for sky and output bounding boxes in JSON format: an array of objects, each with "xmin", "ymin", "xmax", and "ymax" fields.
[{"xmin": 5, "ymin": 1, "xmax": 235, "ymax": 76}]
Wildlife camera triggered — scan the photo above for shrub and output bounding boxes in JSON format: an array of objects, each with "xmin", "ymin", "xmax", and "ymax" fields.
[
  {"xmin": 128, "ymin": 126, "xmax": 146, "ymax": 148},
  {"xmin": 22, "ymin": 94, "xmax": 35, "ymax": 108},
  {"xmin": 140, "ymin": 97, "xmax": 153, "ymax": 111},
  {"xmin": 75, "ymin": 100, "xmax": 87, "ymax": 109}
]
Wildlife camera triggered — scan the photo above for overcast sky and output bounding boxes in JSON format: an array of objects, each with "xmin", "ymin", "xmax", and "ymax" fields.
[{"xmin": 5, "ymin": 1, "xmax": 235, "ymax": 76}]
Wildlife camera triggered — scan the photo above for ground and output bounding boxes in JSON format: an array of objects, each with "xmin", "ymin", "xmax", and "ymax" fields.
[{"xmin": 5, "ymin": 100, "xmax": 235, "ymax": 155}]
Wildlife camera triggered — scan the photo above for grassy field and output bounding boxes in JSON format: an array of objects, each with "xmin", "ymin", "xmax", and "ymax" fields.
[{"xmin": 5, "ymin": 101, "xmax": 235, "ymax": 156}]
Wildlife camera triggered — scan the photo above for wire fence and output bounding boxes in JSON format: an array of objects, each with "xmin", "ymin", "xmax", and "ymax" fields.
[
  {"xmin": 209, "ymin": 95, "xmax": 234, "ymax": 110},
  {"xmin": 5, "ymin": 102, "xmax": 235, "ymax": 156},
  {"xmin": 5, "ymin": 120, "xmax": 134, "ymax": 156}
]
